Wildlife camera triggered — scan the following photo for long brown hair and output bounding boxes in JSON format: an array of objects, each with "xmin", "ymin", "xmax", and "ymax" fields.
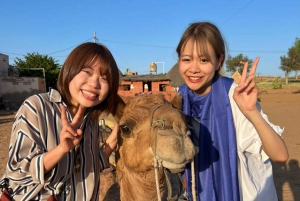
[{"xmin": 57, "ymin": 42, "xmax": 119, "ymax": 120}]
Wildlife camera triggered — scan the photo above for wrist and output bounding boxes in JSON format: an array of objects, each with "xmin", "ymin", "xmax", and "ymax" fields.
[
  {"xmin": 245, "ymin": 109, "xmax": 262, "ymax": 123},
  {"xmin": 56, "ymin": 144, "xmax": 69, "ymax": 155}
]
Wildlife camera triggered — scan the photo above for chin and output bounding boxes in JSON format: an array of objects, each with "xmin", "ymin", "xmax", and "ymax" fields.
[
  {"xmin": 186, "ymin": 84, "xmax": 202, "ymax": 92},
  {"xmin": 80, "ymin": 102, "xmax": 99, "ymax": 108}
]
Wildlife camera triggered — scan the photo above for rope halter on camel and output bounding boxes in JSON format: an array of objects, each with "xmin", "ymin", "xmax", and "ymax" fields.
[{"xmin": 149, "ymin": 104, "xmax": 196, "ymax": 201}]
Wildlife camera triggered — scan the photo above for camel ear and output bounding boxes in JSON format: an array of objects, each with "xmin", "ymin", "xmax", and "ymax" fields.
[
  {"xmin": 169, "ymin": 93, "xmax": 182, "ymax": 110},
  {"xmin": 111, "ymin": 94, "xmax": 125, "ymax": 123}
]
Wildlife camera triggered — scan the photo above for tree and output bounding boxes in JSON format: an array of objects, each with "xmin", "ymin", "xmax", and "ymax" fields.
[
  {"xmin": 288, "ymin": 46, "xmax": 300, "ymax": 79},
  {"xmin": 14, "ymin": 52, "xmax": 60, "ymax": 91},
  {"xmin": 279, "ymin": 38, "xmax": 300, "ymax": 82},
  {"xmin": 225, "ymin": 54, "xmax": 253, "ymax": 75},
  {"xmin": 293, "ymin": 38, "xmax": 300, "ymax": 79},
  {"xmin": 279, "ymin": 55, "xmax": 292, "ymax": 85}
]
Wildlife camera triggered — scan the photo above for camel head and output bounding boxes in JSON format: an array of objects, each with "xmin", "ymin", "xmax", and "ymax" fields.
[{"xmin": 115, "ymin": 93, "xmax": 197, "ymax": 174}]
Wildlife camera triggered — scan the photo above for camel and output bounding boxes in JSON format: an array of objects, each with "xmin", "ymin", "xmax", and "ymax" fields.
[{"xmin": 101, "ymin": 93, "xmax": 197, "ymax": 201}]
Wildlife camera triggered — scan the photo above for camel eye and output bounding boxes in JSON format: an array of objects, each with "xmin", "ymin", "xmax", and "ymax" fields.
[{"xmin": 120, "ymin": 125, "xmax": 132, "ymax": 134}]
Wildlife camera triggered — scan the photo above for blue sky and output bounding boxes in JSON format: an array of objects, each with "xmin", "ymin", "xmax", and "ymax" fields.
[{"xmin": 1, "ymin": 1, "xmax": 299, "ymax": 77}]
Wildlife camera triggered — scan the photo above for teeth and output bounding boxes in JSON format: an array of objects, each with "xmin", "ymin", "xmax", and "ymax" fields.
[
  {"xmin": 82, "ymin": 90, "xmax": 96, "ymax": 97},
  {"xmin": 190, "ymin": 77, "xmax": 199, "ymax": 80}
]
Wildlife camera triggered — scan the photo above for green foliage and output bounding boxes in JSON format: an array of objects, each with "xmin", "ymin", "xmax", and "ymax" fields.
[
  {"xmin": 295, "ymin": 37, "xmax": 300, "ymax": 53},
  {"xmin": 272, "ymin": 78, "xmax": 282, "ymax": 89},
  {"xmin": 279, "ymin": 55, "xmax": 291, "ymax": 73},
  {"xmin": 280, "ymin": 38, "xmax": 300, "ymax": 78},
  {"xmin": 14, "ymin": 52, "xmax": 60, "ymax": 91},
  {"xmin": 225, "ymin": 54, "xmax": 253, "ymax": 75}
]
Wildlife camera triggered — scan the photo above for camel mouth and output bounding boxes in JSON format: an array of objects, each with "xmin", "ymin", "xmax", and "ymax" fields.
[
  {"xmin": 168, "ymin": 168, "xmax": 185, "ymax": 173},
  {"xmin": 161, "ymin": 160, "xmax": 190, "ymax": 173}
]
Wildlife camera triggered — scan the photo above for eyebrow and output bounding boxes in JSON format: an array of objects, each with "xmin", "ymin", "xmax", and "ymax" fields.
[
  {"xmin": 181, "ymin": 53, "xmax": 206, "ymax": 57},
  {"xmin": 83, "ymin": 66, "xmax": 94, "ymax": 70},
  {"xmin": 181, "ymin": 54, "xmax": 191, "ymax": 57}
]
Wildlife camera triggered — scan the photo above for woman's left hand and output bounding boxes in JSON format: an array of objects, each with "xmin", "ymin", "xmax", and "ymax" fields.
[{"xmin": 233, "ymin": 57, "xmax": 260, "ymax": 118}]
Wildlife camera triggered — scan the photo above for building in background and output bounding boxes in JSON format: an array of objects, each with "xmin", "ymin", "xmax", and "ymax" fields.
[
  {"xmin": 0, "ymin": 53, "xmax": 46, "ymax": 110},
  {"xmin": 0, "ymin": 53, "xmax": 9, "ymax": 77}
]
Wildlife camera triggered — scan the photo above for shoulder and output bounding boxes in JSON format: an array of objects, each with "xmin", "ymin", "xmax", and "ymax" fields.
[
  {"xmin": 17, "ymin": 90, "xmax": 61, "ymax": 119},
  {"xmin": 19, "ymin": 93, "xmax": 50, "ymax": 114},
  {"xmin": 25, "ymin": 93, "xmax": 49, "ymax": 104}
]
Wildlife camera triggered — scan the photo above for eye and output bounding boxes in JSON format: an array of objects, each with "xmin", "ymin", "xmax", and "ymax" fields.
[
  {"xmin": 119, "ymin": 125, "xmax": 132, "ymax": 135},
  {"xmin": 181, "ymin": 57, "xmax": 190, "ymax": 62},
  {"xmin": 100, "ymin": 75, "xmax": 107, "ymax": 80},
  {"xmin": 200, "ymin": 58, "xmax": 208, "ymax": 63},
  {"xmin": 82, "ymin": 68, "xmax": 92, "ymax": 75}
]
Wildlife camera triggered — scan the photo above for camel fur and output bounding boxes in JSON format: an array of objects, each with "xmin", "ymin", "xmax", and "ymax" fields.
[{"xmin": 101, "ymin": 93, "xmax": 197, "ymax": 201}]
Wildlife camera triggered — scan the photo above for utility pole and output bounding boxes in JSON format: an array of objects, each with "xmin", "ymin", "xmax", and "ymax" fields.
[{"xmin": 94, "ymin": 31, "xmax": 98, "ymax": 43}]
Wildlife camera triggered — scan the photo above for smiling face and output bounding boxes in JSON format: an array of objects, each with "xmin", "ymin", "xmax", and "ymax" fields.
[
  {"xmin": 57, "ymin": 42, "xmax": 120, "ymax": 120},
  {"xmin": 179, "ymin": 38, "xmax": 223, "ymax": 96},
  {"xmin": 68, "ymin": 58, "xmax": 109, "ymax": 114}
]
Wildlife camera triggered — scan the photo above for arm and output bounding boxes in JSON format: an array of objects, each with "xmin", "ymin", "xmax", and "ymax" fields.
[
  {"xmin": 233, "ymin": 58, "xmax": 288, "ymax": 164},
  {"xmin": 7, "ymin": 98, "xmax": 54, "ymax": 185},
  {"xmin": 103, "ymin": 122, "xmax": 119, "ymax": 158},
  {"xmin": 43, "ymin": 145, "xmax": 67, "ymax": 173},
  {"xmin": 244, "ymin": 108, "xmax": 288, "ymax": 164}
]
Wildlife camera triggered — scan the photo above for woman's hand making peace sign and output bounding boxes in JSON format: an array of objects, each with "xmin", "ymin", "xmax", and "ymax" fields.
[
  {"xmin": 233, "ymin": 57, "xmax": 260, "ymax": 119},
  {"xmin": 59, "ymin": 105, "xmax": 84, "ymax": 154},
  {"xmin": 43, "ymin": 106, "xmax": 84, "ymax": 173}
]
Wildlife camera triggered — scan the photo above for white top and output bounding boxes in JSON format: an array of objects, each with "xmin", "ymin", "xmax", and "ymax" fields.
[{"xmin": 229, "ymin": 83, "xmax": 282, "ymax": 201}]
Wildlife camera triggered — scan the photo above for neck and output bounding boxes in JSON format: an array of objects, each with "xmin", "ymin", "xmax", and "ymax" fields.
[
  {"xmin": 68, "ymin": 105, "xmax": 86, "ymax": 118},
  {"xmin": 117, "ymin": 159, "xmax": 165, "ymax": 201}
]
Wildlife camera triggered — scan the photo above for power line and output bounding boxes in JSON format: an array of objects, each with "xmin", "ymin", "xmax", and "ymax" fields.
[
  {"xmin": 47, "ymin": 37, "xmax": 93, "ymax": 55},
  {"xmin": 221, "ymin": 0, "xmax": 255, "ymax": 26},
  {"xmin": 0, "ymin": 51, "xmax": 24, "ymax": 55},
  {"xmin": 101, "ymin": 39, "xmax": 173, "ymax": 49},
  {"xmin": 5, "ymin": 49, "xmax": 287, "ymax": 62},
  {"xmin": 0, "ymin": 38, "xmax": 93, "ymax": 57},
  {"xmin": 230, "ymin": 50, "xmax": 286, "ymax": 53},
  {"xmin": 1, "ymin": 37, "xmax": 288, "ymax": 60}
]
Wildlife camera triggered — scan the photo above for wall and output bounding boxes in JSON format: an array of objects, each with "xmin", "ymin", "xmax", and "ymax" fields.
[
  {"xmin": 118, "ymin": 80, "xmax": 178, "ymax": 102},
  {"xmin": 151, "ymin": 80, "xmax": 175, "ymax": 92},
  {"xmin": 131, "ymin": 81, "xmax": 143, "ymax": 94},
  {"xmin": 118, "ymin": 81, "xmax": 144, "ymax": 95},
  {"xmin": 0, "ymin": 77, "xmax": 46, "ymax": 109}
]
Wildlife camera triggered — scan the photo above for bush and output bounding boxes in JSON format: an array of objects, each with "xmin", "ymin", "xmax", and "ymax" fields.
[{"xmin": 272, "ymin": 78, "xmax": 282, "ymax": 89}]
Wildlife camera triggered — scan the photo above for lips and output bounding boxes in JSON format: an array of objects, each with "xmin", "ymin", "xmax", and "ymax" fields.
[
  {"xmin": 81, "ymin": 90, "xmax": 98, "ymax": 100},
  {"xmin": 187, "ymin": 76, "xmax": 203, "ymax": 83}
]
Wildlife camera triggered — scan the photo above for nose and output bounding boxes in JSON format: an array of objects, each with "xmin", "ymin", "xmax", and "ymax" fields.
[
  {"xmin": 189, "ymin": 60, "xmax": 200, "ymax": 74},
  {"xmin": 88, "ymin": 75, "xmax": 101, "ymax": 89}
]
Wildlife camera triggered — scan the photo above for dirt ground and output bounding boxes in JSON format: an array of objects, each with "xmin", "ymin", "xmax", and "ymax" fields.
[{"xmin": 0, "ymin": 88, "xmax": 299, "ymax": 201}]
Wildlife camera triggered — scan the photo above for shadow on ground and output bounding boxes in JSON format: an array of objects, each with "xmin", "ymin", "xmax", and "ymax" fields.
[{"xmin": 273, "ymin": 159, "xmax": 300, "ymax": 201}]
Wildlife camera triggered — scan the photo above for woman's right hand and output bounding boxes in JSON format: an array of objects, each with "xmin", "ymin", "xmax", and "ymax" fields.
[{"xmin": 59, "ymin": 105, "xmax": 84, "ymax": 153}]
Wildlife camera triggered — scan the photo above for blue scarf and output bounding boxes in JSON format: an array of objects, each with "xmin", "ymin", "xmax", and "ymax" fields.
[{"xmin": 179, "ymin": 76, "xmax": 239, "ymax": 201}]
